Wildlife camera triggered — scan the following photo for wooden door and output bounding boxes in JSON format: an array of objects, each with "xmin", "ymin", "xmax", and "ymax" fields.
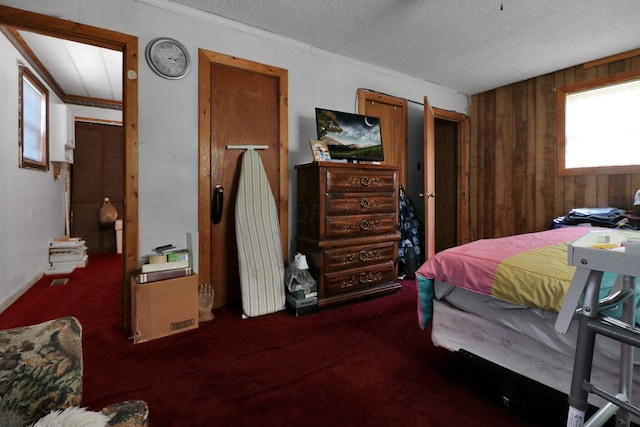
[
  {"xmin": 198, "ymin": 50, "xmax": 288, "ymax": 309},
  {"xmin": 71, "ymin": 121, "xmax": 124, "ymax": 253},
  {"xmin": 357, "ymin": 89, "xmax": 408, "ymax": 188},
  {"xmin": 423, "ymin": 97, "xmax": 436, "ymax": 259}
]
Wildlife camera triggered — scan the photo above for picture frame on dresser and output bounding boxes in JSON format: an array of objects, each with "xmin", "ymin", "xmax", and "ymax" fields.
[
  {"xmin": 295, "ymin": 161, "xmax": 401, "ymax": 308},
  {"xmin": 309, "ymin": 139, "xmax": 331, "ymax": 162}
]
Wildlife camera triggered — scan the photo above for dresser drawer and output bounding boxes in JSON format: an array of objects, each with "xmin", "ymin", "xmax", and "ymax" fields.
[
  {"xmin": 325, "ymin": 213, "xmax": 397, "ymax": 239},
  {"xmin": 326, "ymin": 169, "xmax": 396, "ymax": 193},
  {"xmin": 326, "ymin": 192, "xmax": 396, "ymax": 215},
  {"xmin": 324, "ymin": 260, "xmax": 396, "ymax": 296},
  {"xmin": 324, "ymin": 242, "xmax": 396, "ymax": 272}
]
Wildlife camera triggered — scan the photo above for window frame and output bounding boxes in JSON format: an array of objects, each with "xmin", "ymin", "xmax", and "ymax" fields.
[
  {"xmin": 19, "ymin": 65, "xmax": 49, "ymax": 171},
  {"xmin": 556, "ymin": 68, "xmax": 640, "ymax": 176}
]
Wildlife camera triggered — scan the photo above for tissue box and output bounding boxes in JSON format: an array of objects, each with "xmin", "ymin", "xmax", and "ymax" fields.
[
  {"xmin": 286, "ymin": 293, "xmax": 317, "ymax": 316},
  {"xmin": 287, "ymin": 282, "xmax": 318, "ymax": 300}
]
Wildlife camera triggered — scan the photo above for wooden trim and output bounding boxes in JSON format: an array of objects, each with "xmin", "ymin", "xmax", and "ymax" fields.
[
  {"xmin": 0, "ymin": 4, "xmax": 139, "ymax": 330},
  {"xmin": 357, "ymin": 89, "xmax": 406, "ymax": 108},
  {"xmin": 558, "ymin": 68, "xmax": 640, "ymax": 94},
  {"xmin": 0, "ymin": 5, "xmax": 133, "ymax": 50},
  {"xmin": 122, "ymin": 34, "xmax": 139, "ymax": 331},
  {"xmin": 197, "ymin": 49, "xmax": 212, "ymax": 284},
  {"xmin": 198, "ymin": 49, "xmax": 289, "ymax": 286},
  {"xmin": 433, "ymin": 107, "xmax": 466, "ymax": 122},
  {"xmin": 423, "ymin": 97, "xmax": 435, "ymax": 259},
  {"xmin": 584, "ymin": 48, "xmax": 640, "ymax": 69},
  {"xmin": 74, "ymin": 116, "xmax": 123, "ymax": 126},
  {"xmin": 19, "ymin": 65, "xmax": 49, "ymax": 171},
  {"xmin": 64, "ymin": 94, "xmax": 122, "ymax": 110}
]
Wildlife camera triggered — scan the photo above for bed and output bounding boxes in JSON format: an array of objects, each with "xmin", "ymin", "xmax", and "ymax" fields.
[{"xmin": 415, "ymin": 227, "xmax": 640, "ymax": 410}]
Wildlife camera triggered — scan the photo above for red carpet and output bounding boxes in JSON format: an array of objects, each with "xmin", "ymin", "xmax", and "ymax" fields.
[{"xmin": 1, "ymin": 255, "xmax": 559, "ymax": 426}]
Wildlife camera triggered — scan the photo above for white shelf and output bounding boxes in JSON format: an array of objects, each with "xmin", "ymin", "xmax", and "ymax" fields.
[{"xmin": 568, "ymin": 229, "xmax": 640, "ymax": 277}]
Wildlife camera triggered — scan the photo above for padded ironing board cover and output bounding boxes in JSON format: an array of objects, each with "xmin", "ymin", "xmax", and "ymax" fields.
[{"xmin": 235, "ymin": 149, "xmax": 285, "ymax": 317}]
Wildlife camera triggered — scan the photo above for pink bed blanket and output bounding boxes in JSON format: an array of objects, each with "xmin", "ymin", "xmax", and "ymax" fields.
[{"xmin": 416, "ymin": 227, "xmax": 591, "ymax": 328}]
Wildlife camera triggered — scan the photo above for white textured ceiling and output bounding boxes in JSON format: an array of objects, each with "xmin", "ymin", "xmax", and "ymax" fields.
[
  {"xmin": 9, "ymin": 1, "xmax": 640, "ymax": 102},
  {"xmin": 165, "ymin": 0, "xmax": 640, "ymax": 95}
]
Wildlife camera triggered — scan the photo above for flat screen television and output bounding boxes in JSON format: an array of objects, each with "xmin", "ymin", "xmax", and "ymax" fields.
[{"xmin": 315, "ymin": 108, "xmax": 384, "ymax": 162}]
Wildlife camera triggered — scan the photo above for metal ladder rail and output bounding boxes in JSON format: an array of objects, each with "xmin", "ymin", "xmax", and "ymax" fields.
[{"xmin": 567, "ymin": 271, "xmax": 638, "ymax": 427}]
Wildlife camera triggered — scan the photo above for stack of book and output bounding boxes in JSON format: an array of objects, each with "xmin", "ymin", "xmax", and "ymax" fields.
[
  {"xmin": 46, "ymin": 238, "xmax": 88, "ymax": 275},
  {"xmin": 136, "ymin": 244, "xmax": 193, "ymax": 284}
]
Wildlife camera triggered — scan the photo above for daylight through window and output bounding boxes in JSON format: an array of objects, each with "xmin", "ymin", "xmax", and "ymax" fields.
[
  {"xmin": 19, "ymin": 66, "xmax": 49, "ymax": 170},
  {"xmin": 557, "ymin": 70, "xmax": 640, "ymax": 175}
]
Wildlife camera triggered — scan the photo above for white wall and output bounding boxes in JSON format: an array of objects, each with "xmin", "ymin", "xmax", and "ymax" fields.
[
  {"xmin": 0, "ymin": 33, "xmax": 67, "ymax": 310},
  {"xmin": 0, "ymin": 0, "xmax": 468, "ymax": 307}
]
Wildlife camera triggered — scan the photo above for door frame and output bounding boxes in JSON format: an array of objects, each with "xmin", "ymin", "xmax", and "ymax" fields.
[
  {"xmin": 0, "ymin": 5, "xmax": 139, "ymax": 329},
  {"xmin": 424, "ymin": 97, "xmax": 470, "ymax": 258},
  {"xmin": 197, "ymin": 49, "xmax": 289, "ymax": 288}
]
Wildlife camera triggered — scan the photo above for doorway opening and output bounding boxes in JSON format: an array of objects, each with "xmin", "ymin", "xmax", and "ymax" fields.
[
  {"xmin": 434, "ymin": 118, "xmax": 459, "ymax": 253},
  {"xmin": 0, "ymin": 5, "xmax": 139, "ymax": 328}
]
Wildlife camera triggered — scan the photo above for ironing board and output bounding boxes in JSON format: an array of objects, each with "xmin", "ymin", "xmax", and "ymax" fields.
[{"xmin": 235, "ymin": 148, "xmax": 285, "ymax": 318}]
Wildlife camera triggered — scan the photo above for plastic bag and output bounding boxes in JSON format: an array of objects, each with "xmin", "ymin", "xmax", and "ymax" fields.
[
  {"xmin": 285, "ymin": 253, "xmax": 316, "ymax": 294},
  {"xmin": 99, "ymin": 197, "xmax": 118, "ymax": 226}
]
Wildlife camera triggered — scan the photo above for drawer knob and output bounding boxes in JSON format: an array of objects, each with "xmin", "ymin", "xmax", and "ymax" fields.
[
  {"xmin": 359, "ymin": 219, "xmax": 370, "ymax": 230},
  {"xmin": 358, "ymin": 251, "xmax": 369, "ymax": 262},
  {"xmin": 359, "ymin": 271, "xmax": 383, "ymax": 284},
  {"xmin": 360, "ymin": 198, "xmax": 370, "ymax": 208},
  {"xmin": 360, "ymin": 176, "xmax": 371, "ymax": 187}
]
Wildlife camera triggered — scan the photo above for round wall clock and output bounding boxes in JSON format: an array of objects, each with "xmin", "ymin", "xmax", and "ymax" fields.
[{"xmin": 145, "ymin": 37, "xmax": 191, "ymax": 79}]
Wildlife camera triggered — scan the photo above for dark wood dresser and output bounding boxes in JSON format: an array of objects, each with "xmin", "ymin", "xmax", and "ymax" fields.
[{"xmin": 295, "ymin": 162, "xmax": 401, "ymax": 308}]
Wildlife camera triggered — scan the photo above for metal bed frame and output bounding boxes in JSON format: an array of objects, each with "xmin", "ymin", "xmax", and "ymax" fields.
[{"xmin": 556, "ymin": 230, "xmax": 640, "ymax": 427}]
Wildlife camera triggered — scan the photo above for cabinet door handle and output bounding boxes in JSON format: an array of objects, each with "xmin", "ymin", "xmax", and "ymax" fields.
[{"xmin": 211, "ymin": 185, "xmax": 223, "ymax": 224}]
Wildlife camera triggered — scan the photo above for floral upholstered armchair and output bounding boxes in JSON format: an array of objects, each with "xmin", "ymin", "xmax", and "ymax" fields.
[{"xmin": 0, "ymin": 317, "xmax": 148, "ymax": 426}]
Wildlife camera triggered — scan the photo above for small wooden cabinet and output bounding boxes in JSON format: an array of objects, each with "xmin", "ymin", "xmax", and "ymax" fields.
[{"xmin": 295, "ymin": 162, "xmax": 401, "ymax": 308}]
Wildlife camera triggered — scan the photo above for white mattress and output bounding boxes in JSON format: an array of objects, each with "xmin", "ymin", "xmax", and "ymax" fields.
[{"xmin": 432, "ymin": 280, "xmax": 640, "ymax": 409}]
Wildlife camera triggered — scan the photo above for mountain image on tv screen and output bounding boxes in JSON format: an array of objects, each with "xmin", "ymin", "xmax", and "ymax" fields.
[{"xmin": 315, "ymin": 108, "xmax": 384, "ymax": 162}]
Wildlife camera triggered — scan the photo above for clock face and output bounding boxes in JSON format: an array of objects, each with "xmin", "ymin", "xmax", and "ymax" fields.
[{"xmin": 146, "ymin": 38, "xmax": 190, "ymax": 79}]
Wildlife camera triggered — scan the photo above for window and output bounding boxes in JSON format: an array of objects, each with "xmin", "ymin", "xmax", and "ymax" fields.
[
  {"xmin": 557, "ymin": 69, "xmax": 640, "ymax": 175},
  {"xmin": 19, "ymin": 65, "xmax": 49, "ymax": 171}
]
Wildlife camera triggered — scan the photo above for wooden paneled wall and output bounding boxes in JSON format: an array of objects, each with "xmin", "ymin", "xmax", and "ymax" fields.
[{"xmin": 469, "ymin": 54, "xmax": 640, "ymax": 240}]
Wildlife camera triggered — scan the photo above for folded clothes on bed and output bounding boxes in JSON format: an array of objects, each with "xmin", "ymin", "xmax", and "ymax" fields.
[{"xmin": 553, "ymin": 207, "xmax": 629, "ymax": 228}]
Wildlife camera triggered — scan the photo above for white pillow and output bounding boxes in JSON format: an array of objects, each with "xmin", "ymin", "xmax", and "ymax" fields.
[{"xmin": 31, "ymin": 407, "xmax": 109, "ymax": 427}]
